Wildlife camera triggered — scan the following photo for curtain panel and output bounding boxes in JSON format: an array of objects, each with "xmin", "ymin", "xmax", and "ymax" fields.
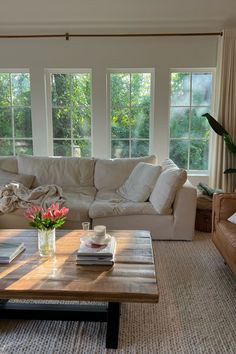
[{"xmin": 210, "ymin": 29, "xmax": 236, "ymax": 192}]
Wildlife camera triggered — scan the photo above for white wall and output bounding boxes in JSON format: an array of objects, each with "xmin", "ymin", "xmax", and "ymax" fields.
[{"xmin": 0, "ymin": 35, "xmax": 218, "ymax": 184}]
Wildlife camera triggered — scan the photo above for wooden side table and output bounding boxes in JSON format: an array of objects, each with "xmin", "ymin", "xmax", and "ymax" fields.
[{"xmin": 195, "ymin": 194, "xmax": 213, "ymax": 233}]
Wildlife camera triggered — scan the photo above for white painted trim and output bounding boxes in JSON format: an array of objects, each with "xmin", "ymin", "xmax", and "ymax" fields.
[
  {"xmin": 0, "ymin": 68, "xmax": 29, "ymax": 73},
  {"xmin": 45, "ymin": 68, "xmax": 92, "ymax": 74},
  {"xmin": 149, "ymin": 71, "xmax": 155, "ymax": 155},
  {"xmin": 106, "ymin": 72, "xmax": 112, "ymax": 158},
  {"xmin": 45, "ymin": 72, "xmax": 53, "ymax": 155}
]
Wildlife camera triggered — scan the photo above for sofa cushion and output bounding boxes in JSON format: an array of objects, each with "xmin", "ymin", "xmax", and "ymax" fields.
[
  {"xmin": 214, "ymin": 221, "xmax": 236, "ymax": 274},
  {"xmin": 63, "ymin": 187, "xmax": 96, "ymax": 222},
  {"xmin": 0, "ymin": 157, "xmax": 18, "ymax": 173},
  {"xmin": 0, "ymin": 186, "xmax": 96, "ymax": 226},
  {"xmin": 89, "ymin": 189, "xmax": 157, "ymax": 218},
  {"xmin": 17, "ymin": 155, "xmax": 95, "ymax": 188},
  {"xmin": 117, "ymin": 162, "xmax": 162, "ymax": 202},
  {"xmin": 0, "ymin": 169, "xmax": 35, "ymax": 188},
  {"xmin": 161, "ymin": 158, "xmax": 178, "ymax": 171},
  {"xmin": 227, "ymin": 212, "xmax": 236, "ymax": 224},
  {"xmin": 94, "ymin": 155, "xmax": 157, "ymax": 190},
  {"xmin": 150, "ymin": 166, "xmax": 187, "ymax": 214}
]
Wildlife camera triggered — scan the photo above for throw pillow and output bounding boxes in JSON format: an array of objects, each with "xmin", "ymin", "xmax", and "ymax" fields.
[
  {"xmin": 227, "ymin": 212, "xmax": 236, "ymax": 224},
  {"xmin": 149, "ymin": 166, "xmax": 187, "ymax": 214},
  {"xmin": 0, "ymin": 169, "xmax": 35, "ymax": 188},
  {"xmin": 94, "ymin": 155, "xmax": 157, "ymax": 191},
  {"xmin": 161, "ymin": 158, "xmax": 178, "ymax": 171},
  {"xmin": 117, "ymin": 162, "xmax": 162, "ymax": 202}
]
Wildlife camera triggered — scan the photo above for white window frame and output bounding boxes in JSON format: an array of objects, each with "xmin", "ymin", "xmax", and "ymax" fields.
[
  {"xmin": 107, "ymin": 68, "xmax": 155, "ymax": 158},
  {"xmin": 0, "ymin": 68, "xmax": 32, "ymax": 156},
  {"xmin": 45, "ymin": 68, "xmax": 93, "ymax": 157},
  {"xmin": 169, "ymin": 68, "xmax": 216, "ymax": 176}
]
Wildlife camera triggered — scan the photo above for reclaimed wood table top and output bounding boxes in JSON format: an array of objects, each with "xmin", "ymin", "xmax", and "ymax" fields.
[{"xmin": 0, "ymin": 229, "xmax": 159, "ymax": 303}]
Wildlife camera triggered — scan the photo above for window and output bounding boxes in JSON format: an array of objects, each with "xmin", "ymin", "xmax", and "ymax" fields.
[
  {"xmin": 49, "ymin": 71, "xmax": 92, "ymax": 157},
  {"xmin": 169, "ymin": 71, "xmax": 214, "ymax": 173},
  {"xmin": 0, "ymin": 71, "xmax": 32, "ymax": 156},
  {"xmin": 109, "ymin": 71, "xmax": 153, "ymax": 158}
]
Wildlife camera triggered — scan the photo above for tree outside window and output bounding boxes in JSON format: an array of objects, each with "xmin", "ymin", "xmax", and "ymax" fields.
[
  {"xmin": 0, "ymin": 72, "xmax": 32, "ymax": 156},
  {"xmin": 110, "ymin": 72, "xmax": 152, "ymax": 158},
  {"xmin": 50, "ymin": 72, "xmax": 92, "ymax": 157},
  {"xmin": 169, "ymin": 71, "xmax": 213, "ymax": 172}
]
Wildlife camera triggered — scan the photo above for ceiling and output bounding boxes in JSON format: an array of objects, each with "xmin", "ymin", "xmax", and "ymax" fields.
[{"xmin": 0, "ymin": 0, "xmax": 236, "ymax": 33}]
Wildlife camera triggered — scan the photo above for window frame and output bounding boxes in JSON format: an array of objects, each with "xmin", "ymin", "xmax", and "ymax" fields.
[
  {"xmin": 107, "ymin": 68, "xmax": 155, "ymax": 159},
  {"xmin": 0, "ymin": 68, "xmax": 32, "ymax": 156},
  {"xmin": 168, "ymin": 67, "xmax": 216, "ymax": 176},
  {"xmin": 45, "ymin": 68, "xmax": 93, "ymax": 157}
]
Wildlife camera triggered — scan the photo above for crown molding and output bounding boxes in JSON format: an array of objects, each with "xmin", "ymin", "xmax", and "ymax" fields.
[{"xmin": 0, "ymin": 19, "xmax": 227, "ymax": 34}]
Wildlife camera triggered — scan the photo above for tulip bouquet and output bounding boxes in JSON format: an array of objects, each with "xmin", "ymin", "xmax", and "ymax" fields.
[{"xmin": 24, "ymin": 203, "xmax": 69, "ymax": 230}]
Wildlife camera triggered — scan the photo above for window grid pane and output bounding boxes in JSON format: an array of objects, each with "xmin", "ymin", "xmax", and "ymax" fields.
[
  {"xmin": 0, "ymin": 72, "xmax": 32, "ymax": 156},
  {"xmin": 110, "ymin": 72, "xmax": 152, "ymax": 158},
  {"xmin": 50, "ymin": 73, "xmax": 92, "ymax": 157},
  {"xmin": 170, "ymin": 71, "xmax": 213, "ymax": 172}
]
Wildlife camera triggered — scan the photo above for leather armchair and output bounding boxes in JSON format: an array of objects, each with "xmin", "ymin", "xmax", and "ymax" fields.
[{"xmin": 212, "ymin": 193, "xmax": 236, "ymax": 275}]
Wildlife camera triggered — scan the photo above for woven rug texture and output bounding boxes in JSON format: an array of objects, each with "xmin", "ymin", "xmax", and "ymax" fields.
[{"xmin": 0, "ymin": 231, "xmax": 235, "ymax": 354}]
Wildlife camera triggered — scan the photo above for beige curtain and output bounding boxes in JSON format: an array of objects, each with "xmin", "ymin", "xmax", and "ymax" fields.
[{"xmin": 210, "ymin": 29, "xmax": 236, "ymax": 192}]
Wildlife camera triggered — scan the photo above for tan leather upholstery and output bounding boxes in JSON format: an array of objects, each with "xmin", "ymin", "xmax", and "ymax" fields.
[{"xmin": 212, "ymin": 193, "xmax": 236, "ymax": 275}]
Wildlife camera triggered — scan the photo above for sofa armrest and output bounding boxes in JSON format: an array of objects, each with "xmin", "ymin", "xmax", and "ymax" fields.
[
  {"xmin": 212, "ymin": 193, "xmax": 236, "ymax": 229},
  {"xmin": 172, "ymin": 180, "xmax": 197, "ymax": 240}
]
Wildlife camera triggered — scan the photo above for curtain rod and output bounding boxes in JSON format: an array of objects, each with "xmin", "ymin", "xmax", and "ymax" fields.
[{"xmin": 0, "ymin": 32, "xmax": 223, "ymax": 40}]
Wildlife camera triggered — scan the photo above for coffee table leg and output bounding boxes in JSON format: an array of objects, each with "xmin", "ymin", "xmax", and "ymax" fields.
[
  {"xmin": 106, "ymin": 302, "xmax": 121, "ymax": 349},
  {"xmin": 0, "ymin": 299, "xmax": 8, "ymax": 305}
]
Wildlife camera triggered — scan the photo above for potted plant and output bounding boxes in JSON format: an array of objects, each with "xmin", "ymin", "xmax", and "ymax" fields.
[{"xmin": 202, "ymin": 113, "xmax": 236, "ymax": 173}]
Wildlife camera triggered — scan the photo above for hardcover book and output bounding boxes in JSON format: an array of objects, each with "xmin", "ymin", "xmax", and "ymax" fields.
[
  {"xmin": 0, "ymin": 242, "xmax": 25, "ymax": 263},
  {"xmin": 77, "ymin": 236, "xmax": 116, "ymax": 265}
]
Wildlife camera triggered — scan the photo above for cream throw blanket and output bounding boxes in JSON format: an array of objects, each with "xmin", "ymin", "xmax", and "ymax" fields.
[{"xmin": 0, "ymin": 183, "xmax": 66, "ymax": 213}]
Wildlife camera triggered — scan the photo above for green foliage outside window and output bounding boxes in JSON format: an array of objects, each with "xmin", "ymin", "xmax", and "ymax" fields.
[
  {"xmin": 170, "ymin": 72, "xmax": 213, "ymax": 171},
  {"xmin": 110, "ymin": 72, "xmax": 151, "ymax": 158},
  {"xmin": 51, "ymin": 73, "xmax": 91, "ymax": 157},
  {"xmin": 0, "ymin": 72, "xmax": 32, "ymax": 156}
]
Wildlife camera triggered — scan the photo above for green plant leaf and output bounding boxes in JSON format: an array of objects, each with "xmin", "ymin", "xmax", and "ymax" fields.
[
  {"xmin": 202, "ymin": 112, "xmax": 236, "ymax": 174},
  {"xmin": 202, "ymin": 113, "xmax": 228, "ymax": 136},
  {"xmin": 224, "ymin": 168, "xmax": 236, "ymax": 174},
  {"xmin": 223, "ymin": 133, "xmax": 236, "ymax": 154}
]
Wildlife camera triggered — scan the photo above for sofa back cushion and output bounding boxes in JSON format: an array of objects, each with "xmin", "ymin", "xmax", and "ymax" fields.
[
  {"xmin": 94, "ymin": 155, "xmax": 157, "ymax": 190},
  {"xmin": 149, "ymin": 164, "xmax": 187, "ymax": 214},
  {"xmin": 17, "ymin": 155, "xmax": 95, "ymax": 188},
  {"xmin": 0, "ymin": 157, "xmax": 18, "ymax": 173},
  {"xmin": 117, "ymin": 162, "xmax": 162, "ymax": 202},
  {"xmin": 0, "ymin": 169, "xmax": 35, "ymax": 188}
]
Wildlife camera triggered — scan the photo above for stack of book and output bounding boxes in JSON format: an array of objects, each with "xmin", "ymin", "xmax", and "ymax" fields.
[
  {"xmin": 77, "ymin": 237, "xmax": 116, "ymax": 266},
  {"xmin": 0, "ymin": 242, "xmax": 25, "ymax": 263}
]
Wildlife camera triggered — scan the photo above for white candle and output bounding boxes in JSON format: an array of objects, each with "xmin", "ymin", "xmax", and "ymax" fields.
[{"xmin": 94, "ymin": 225, "xmax": 106, "ymax": 237}]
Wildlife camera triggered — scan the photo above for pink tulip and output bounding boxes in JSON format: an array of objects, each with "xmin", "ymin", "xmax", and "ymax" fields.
[
  {"xmin": 60, "ymin": 207, "xmax": 69, "ymax": 216},
  {"xmin": 54, "ymin": 209, "xmax": 61, "ymax": 218},
  {"xmin": 24, "ymin": 210, "xmax": 34, "ymax": 219},
  {"xmin": 51, "ymin": 203, "xmax": 59, "ymax": 211},
  {"xmin": 24, "ymin": 203, "xmax": 69, "ymax": 229},
  {"xmin": 24, "ymin": 205, "xmax": 42, "ymax": 219}
]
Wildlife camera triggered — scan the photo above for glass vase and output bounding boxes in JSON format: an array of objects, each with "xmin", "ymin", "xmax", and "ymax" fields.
[{"xmin": 38, "ymin": 229, "xmax": 55, "ymax": 257}]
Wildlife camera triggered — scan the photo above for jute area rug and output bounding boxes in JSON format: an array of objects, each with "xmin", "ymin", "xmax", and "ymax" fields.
[{"xmin": 0, "ymin": 231, "xmax": 235, "ymax": 354}]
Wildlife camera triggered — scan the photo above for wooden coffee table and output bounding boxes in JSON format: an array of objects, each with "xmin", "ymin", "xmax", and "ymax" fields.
[{"xmin": 0, "ymin": 229, "xmax": 159, "ymax": 349}]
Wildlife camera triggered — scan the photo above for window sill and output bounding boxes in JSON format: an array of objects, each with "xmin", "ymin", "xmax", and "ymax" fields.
[{"xmin": 188, "ymin": 173, "xmax": 209, "ymax": 177}]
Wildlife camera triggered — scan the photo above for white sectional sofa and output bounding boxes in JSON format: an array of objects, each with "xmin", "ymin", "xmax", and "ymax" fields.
[{"xmin": 0, "ymin": 154, "xmax": 197, "ymax": 240}]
